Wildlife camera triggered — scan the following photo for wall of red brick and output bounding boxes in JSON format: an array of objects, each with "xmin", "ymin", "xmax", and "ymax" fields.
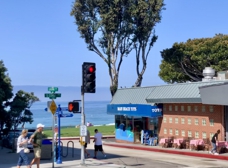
[{"xmin": 158, "ymin": 103, "xmax": 225, "ymax": 141}]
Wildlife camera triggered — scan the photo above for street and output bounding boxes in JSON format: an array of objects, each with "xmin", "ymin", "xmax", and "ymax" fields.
[{"xmin": 61, "ymin": 140, "xmax": 228, "ymax": 168}]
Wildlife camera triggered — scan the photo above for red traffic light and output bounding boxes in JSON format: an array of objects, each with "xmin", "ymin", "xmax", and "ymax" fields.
[{"xmin": 88, "ymin": 66, "xmax": 95, "ymax": 73}]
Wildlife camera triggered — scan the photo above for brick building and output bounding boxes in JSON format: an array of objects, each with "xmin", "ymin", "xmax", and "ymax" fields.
[{"xmin": 107, "ymin": 70, "xmax": 228, "ymax": 143}]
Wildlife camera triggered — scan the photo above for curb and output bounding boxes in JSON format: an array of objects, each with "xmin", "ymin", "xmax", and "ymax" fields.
[
  {"xmin": 103, "ymin": 143, "xmax": 228, "ymax": 161},
  {"xmin": 46, "ymin": 136, "xmax": 115, "ymax": 141}
]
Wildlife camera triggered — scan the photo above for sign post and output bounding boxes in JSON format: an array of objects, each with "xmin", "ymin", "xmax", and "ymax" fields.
[{"xmin": 44, "ymin": 87, "xmax": 61, "ymax": 168}]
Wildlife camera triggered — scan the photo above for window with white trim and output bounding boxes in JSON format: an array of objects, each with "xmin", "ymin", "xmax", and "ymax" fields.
[
  {"xmin": 169, "ymin": 117, "xmax": 172, "ymax": 123},
  {"xmin": 202, "ymin": 119, "xmax": 206, "ymax": 126},
  {"xmin": 169, "ymin": 129, "xmax": 173, "ymax": 135},
  {"xmin": 188, "ymin": 118, "xmax": 191, "ymax": 125},
  {"xmin": 181, "ymin": 106, "xmax": 184, "ymax": 112},
  {"xmin": 163, "ymin": 117, "xmax": 167, "ymax": 123},
  {"xmin": 210, "ymin": 133, "xmax": 214, "ymax": 139},
  {"xmin": 181, "ymin": 118, "xmax": 185, "ymax": 124},
  {"xmin": 175, "ymin": 129, "xmax": 179, "ymax": 135},
  {"xmin": 195, "ymin": 131, "xmax": 199, "ymax": 138},
  {"xmin": 175, "ymin": 117, "xmax": 178, "ymax": 124},
  {"xmin": 181, "ymin": 130, "xmax": 185, "ymax": 137},
  {"xmin": 188, "ymin": 130, "xmax": 192, "ymax": 137},
  {"xmin": 164, "ymin": 128, "xmax": 167, "ymax": 134},
  {"xmin": 210, "ymin": 119, "xmax": 214, "ymax": 126},
  {"xmin": 195, "ymin": 118, "xmax": 199, "ymax": 125},
  {"xmin": 202, "ymin": 132, "xmax": 207, "ymax": 139}
]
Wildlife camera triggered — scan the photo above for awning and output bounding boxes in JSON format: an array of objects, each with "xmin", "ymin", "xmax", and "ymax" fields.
[
  {"xmin": 199, "ymin": 82, "xmax": 228, "ymax": 105},
  {"xmin": 107, "ymin": 104, "xmax": 163, "ymax": 118}
]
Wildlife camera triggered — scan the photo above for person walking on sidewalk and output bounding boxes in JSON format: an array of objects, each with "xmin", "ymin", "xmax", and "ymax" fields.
[
  {"xmin": 28, "ymin": 123, "xmax": 44, "ymax": 168},
  {"xmin": 93, "ymin": 129, "xmax": 106, "ymax": 159},
  {"xmin": 210, "ymin": 129, "xmax": 220, "ymax": 155},
  {"xmin": 16, "ymin": 129, "xmax": 30, "ymax": 168}
]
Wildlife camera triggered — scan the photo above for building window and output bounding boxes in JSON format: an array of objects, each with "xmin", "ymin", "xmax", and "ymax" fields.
[
  {"xmin": 175, "ymin": 105, "xmax": 178, "ymax": 111},
  {"xmin": 181, "ymin": 130, "xmax": 185, "ymax": 137},
  {"xmin": 181, "ymin": 106, "xmax": 184, "ymax": 112},
  {"xmin": 202, "ymin": 132, "xmax": 207, "ymax": 139},
  {"xmin": 210, "ymin": 133, "xmax": 214, "ymax": 139},
  {"xmin": 195, "ymin": 118, "xmax": 199, "ymax": 125},
  {"xmin": 202, "ymin": 119, "xmax": 206, "ymax": 126},
  {"xmin": 163, "ymin": 105, "xmax": 166, "ymax": 111},
  {"xmin": 188, "ymin": 118, "xmax": 191, "ymax": 125},
  {"xmin": 169, "ymin": 129, "xmax": 173, "ymax": 135},
  {"xmin": 169, "ymin": 117, "xmax": 172, "ymax": 123},
  {"xmin": 175, "ymin": 117, "xmax": 178, "ymax": 124},
  {"xmin": 209, "ymin": 106, "xmax": 214, "ymax": 112},
  {"xmin": 163, "ymin": 117, "xmax": 167, "ymax": 123},
  {"xmin": 188, "ymin": 131, "xmax": 192, "ymax": 137},
  {"xmin": 202, "ymin": 105, "xmax": 205, "ymax": 112},
  {"xmin": 164, "ymin": 128, "xmax": 167, "ymax": 134},
  {"xmin": 195, "ymin": 131, "xmax": 199, "ymax": 138},
  {"xmin": 169, "ymin": 105, "xmax": 172, "ymax": 111},
  {"xmin": 210, "ymin": 119, "xmax": 214, "ymax": 126},
  {"xmin": 175, "ymin": 129, "xmax": 179, "ymax": 135},
  {"xmin": 187, "ymin": 106, "xmax": 191, "ymax": 112},
  {"xmin": 181, "ymin": 118, "xmax": 185, "ymax": 124},
  {"xmin": 194, "ymin": 106, "xmax": 198, "ymax": 112}
]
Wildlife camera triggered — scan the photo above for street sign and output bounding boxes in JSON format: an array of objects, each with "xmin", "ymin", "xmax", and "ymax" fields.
[
  {"xmin": 48, "ymin": 87, "xmax": 58, "ymax": 92},
  {"xmin": 60, "ymin": 114, "xmax": 73, "ymax": 118},
  {"xmin": 44, "ymin": 93, "xmax": 61, "ymax": 99},
  {"xmin": 80, "ymin": 125, "xmax": 87, "ymax": 136},
  {"xmin": 50, "ymin": 100, "xmax": 57, "ymax": 115}
]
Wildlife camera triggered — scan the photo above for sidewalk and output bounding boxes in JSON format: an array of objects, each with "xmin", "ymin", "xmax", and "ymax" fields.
[
  {"xmin": 103, "ymin": 140, "xmax": 228, "ymax": 161},
  {"xmin": 0, "ymin": 142, "xmax": 125, "ymax": 168}
]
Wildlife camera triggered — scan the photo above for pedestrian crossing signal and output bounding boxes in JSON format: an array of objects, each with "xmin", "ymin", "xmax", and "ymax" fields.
[{"xmin": 68, "ymin": 102, "xmax": 79, "ymax": 113}]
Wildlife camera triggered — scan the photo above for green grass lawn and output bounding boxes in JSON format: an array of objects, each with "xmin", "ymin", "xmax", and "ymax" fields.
[{"xmin": 43, "ymin": 125, "xmax": 115, "ymax": 137}]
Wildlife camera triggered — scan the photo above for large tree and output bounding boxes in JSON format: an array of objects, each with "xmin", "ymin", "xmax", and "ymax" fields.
[
  {"xmin": 159, "ymin": 34, "xmax": 228, "ymax": 83},
  {"xmin": 71, "ymin": 0, "xmax": 165, "ymax": 96},
  {"xmin": 6, "ymin": 90, "xmax": 39, "ymax": 131},
  {"xmin": 0, "ymin": 60, "xmax": 13, "ymax": 138}
]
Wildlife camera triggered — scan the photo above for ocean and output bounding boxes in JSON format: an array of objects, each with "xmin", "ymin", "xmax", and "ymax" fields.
[{"xmin": 23, "ymin": 101, "xmax": 114, "ymax": 129}]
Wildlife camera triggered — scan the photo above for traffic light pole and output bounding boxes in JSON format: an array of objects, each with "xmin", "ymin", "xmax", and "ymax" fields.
[{"xmin": 81, "ymin": 89, "xmax": 85, "ymax": 165}]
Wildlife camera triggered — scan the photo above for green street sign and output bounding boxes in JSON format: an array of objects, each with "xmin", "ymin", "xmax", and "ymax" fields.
[
  {"xmin": 48, "ymin": 87, "xmax": 58, "ymax": 92},
  {"xmin": 44, "ymin": 93, "xmax": 61, "ymax": 99}
]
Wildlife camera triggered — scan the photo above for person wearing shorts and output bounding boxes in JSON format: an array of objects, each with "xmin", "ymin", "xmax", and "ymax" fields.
[
  {"xmin": 29, "ymin": 123, "xmax": 44, "ymax": 168},
  {"xmin": 93, "ymin": 129, "xmax": 106, "ymax": 159}
]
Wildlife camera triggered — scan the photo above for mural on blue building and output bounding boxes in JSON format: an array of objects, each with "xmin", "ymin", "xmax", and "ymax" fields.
[{"xmin": 115, "ymin": 122, "xmax": 134, "ymax": 142}]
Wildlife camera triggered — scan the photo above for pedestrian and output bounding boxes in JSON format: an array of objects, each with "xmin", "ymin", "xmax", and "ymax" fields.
[
  {"xmin": 93, "ymin": 129, "xmax": 106, "ymax": 159},
  {"xmin": 84, "ymin": 130, "xmax": 91, "ymax": 157},
  {"xmin": 209, "ymin": 129, "xmax": 220, "ymax": 155},
  {"xmin": 16, "ymin": 129, "xmax": 30, "ymax": 168},
  {"xmin": 28, "ymin": 123, "xmax": 44, "ymax": 168}
]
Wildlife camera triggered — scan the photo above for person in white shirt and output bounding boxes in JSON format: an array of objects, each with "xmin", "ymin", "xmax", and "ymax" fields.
[
  {"xmin": 16, "ymin": 129, "xmax": 30, "ymax": 168},
  {"xmin": 93, "ymin": 129, "xmax": 106, "ymax": 159}
]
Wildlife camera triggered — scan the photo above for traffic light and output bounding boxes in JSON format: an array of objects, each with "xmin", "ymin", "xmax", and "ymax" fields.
[
  {"xmin": 68, "ymin": 102, "xmax": 79, "ymax": 113},
  {"xmin": 82, "ymin": 62, "xmax": 96, "ymax": 93}
]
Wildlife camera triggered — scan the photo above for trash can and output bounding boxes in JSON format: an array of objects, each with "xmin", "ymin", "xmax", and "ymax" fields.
[{"xmin": 41, "ymin": 139, "xmax": 52, "ymax": 160}]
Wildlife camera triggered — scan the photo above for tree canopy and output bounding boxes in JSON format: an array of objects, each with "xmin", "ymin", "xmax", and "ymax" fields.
[
  {"xmin": 71, "ymin": 0, "xmax": 165, "ymax": 96},
  {"xmin": 0, "ymin": 60, "xmax": 39, "ymax": 137},
  {"xmin": 159, "ymin": 34, "xmax": 228, "ymax": 83}
]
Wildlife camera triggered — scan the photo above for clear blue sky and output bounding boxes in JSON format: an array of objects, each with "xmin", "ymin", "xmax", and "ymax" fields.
[{"xmin": 1, "ymin": 0, "xmax": 228, "ymax": 88}]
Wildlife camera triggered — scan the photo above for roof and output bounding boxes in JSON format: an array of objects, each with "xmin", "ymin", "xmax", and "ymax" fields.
[
  {"xmin": 146, "ymin": 81, "xmax": 226, "ymax": 103},
  {"xmin": 110, "ymin": 80, "xmax": 227, "ymax": 105},
  {"xmin": 110, "ymin": 86, "xmax": 156, "ymax": 104}
]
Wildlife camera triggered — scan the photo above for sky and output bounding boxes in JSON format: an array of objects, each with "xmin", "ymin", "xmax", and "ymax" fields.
[{"xmin": 1, "ymin": 0, "xmax": 228, "ymax": 89}]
